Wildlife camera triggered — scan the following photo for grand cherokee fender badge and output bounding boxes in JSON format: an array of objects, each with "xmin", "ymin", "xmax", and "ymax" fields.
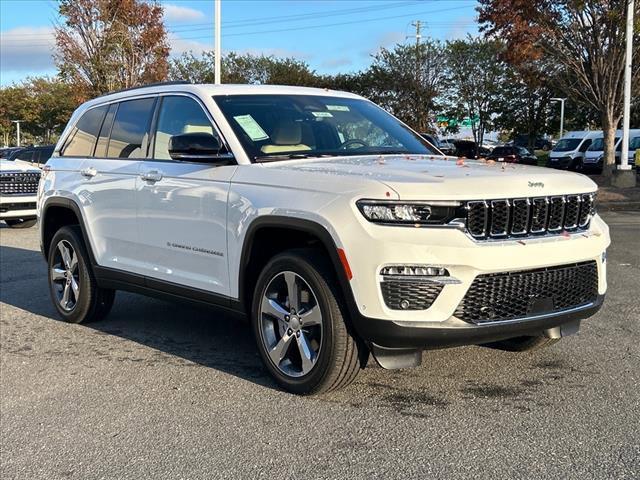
[
  {"xmin": 166, "ymin": 242, "xmax": 224, "ymax": 257},
  {"xmin": 528, "ymin": 181, "xmax": 545, "ymax": 188}
]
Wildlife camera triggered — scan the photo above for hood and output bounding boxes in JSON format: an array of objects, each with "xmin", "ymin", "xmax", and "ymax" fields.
[
  {"xmin": 0, "ymin": 159, "xmax": 41, "ymax": 173},
  {"xmin": 262, "ymin": 154, "xmax": 597, "ymax": 200}
]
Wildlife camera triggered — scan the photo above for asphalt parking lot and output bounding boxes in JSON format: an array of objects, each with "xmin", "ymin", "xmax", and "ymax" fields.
[{"xmin": 1, "ymin": 211, "xmax": 639, "ymax": 480}]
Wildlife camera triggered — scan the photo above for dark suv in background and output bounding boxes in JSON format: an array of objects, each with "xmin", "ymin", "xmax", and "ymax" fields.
[
  {"xmin": 488, "ymin": 146, "xmax": 538, "ymax": 165},
  {"xmin": 7, "ymin": 145, "xmax": 55, "ymax": 166},
  {"xmin": 513, "ymin": 135, "xmax": 552, "ymax": 151}
]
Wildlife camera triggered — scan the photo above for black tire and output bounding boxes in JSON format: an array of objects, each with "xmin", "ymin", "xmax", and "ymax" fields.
[
  {"xmin": 47, "ymin": 226, "xmax": 115, "ymax": 324},
  {"xmin": 486, "ymin": 336, "xmax": 560, "ymax": 352},
  {"xmin": 5, "ymin": 218, "xmax": 37, "ymax": 228},
  {"xmin": 251, "ymin": 249, "xmax": 363, "ymax": 395}
]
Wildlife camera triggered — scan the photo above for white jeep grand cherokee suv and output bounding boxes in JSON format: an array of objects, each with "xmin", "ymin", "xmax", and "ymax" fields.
[
  {"xmin": 38, "ymin": 83, "xmax": 610, "ymax": 394},
  {"xmin": 1, "ymin": 157, "xmax": 41, "ymax": 228}
]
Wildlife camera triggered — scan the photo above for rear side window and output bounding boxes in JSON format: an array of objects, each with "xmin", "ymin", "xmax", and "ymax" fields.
[
  {"xmin": 94, "ymin": 103, "xmax": 118, "ymax": 158},
  {"xmin": 107, "ymin": 98, "xmax": 155, "ymax": 158},
  {"xmin": 62, "ymin": 105, "xmax": 108, "ymax": 157}
]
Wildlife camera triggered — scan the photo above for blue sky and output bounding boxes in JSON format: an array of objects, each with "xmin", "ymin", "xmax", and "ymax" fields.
[{"xmin": 0, "ymin": 0, "xmax": 479, "ymax": 86}]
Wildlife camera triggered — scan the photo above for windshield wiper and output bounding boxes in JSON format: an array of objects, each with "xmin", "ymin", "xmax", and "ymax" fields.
[{"xmin": 255, "ymin": 153, "xmax": 336, "ymax": 162}]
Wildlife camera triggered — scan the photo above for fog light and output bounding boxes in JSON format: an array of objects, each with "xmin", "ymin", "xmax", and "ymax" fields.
[{"xmin": 380, "ymin": 265, "xmax": 449, "ymax": 277}]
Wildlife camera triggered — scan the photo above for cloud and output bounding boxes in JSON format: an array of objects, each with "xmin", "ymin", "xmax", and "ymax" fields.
[
  {"xmin": 163, "ymin": 3, "xmax": 206, "ymax": 23},
  {"xmin": 169, "ymin": 36, "xmax": 211, "ymax": 56},
  {"xmin": 360, "ymin": 30, "xmax": 405, "ymax": 58},
  {"xmin": 320, "ymin": 57, "xmax": 353, "ymax": 69},
  {"xmin": 0, "ymin": 26, "xmax": 56, "ymax": 72},
  {"xmin": 446, "ymin": 17, "xmax": 479, "ymax": 40},
  {"xmin": 238, "ymin": 48, "xmax": 312, "ymax": 61}
]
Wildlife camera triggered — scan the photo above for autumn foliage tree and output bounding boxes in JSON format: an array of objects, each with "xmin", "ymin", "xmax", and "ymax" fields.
[
  {"xmin": 478, "ymin": 0, "xmax": 640, "ymax": 176},
  {"xmin": 55, "ymin": 0, "xmax": 169, "ymax": 97}
]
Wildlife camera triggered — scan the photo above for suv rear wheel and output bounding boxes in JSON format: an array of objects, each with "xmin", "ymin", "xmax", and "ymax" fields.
[
  {"xmin": 47, "ymin": 226, "xmax": 115, "ymax": 324},
  {"xmin": 251, "ymin": 249, "xmax": 362, "ymax": 394}
]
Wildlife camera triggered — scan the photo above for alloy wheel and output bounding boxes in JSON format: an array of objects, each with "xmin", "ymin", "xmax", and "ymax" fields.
[
  {"xmin": 259, "ymin": 271, "xmax": 323, "ymax": 378},
  {"xmin": 51, "ymin": 240, "xmax": 80, "ymax": 312}
]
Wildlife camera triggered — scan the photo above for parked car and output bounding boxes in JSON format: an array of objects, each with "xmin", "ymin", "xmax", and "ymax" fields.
[
  {"xmin": 419, "ymin": 133, "xmax": 445, "ymax": 155},
  {"xmin": 38, "ymin": 82, "xmax": 609, "ymax": 394},
  {"xmin": 453, "ymin": 140, "xmax": 491, "ymax": 159},
  {"xmin": 514, "ymin": 134, "xmax": 553, "ymax": 151},
  {"xmin": 548, "ymin": 131, "xmax": 600, "ymax": 171},
  {"xmin": 438, "ymin": 138, "xmax": 456, "ymax": 155},
  {"xmin": 488, "ymin": 146, "xmax": 538, "ymax": 165},
  {"xmin": 7, "ymin": 145, "xmax": 55, "ymax": 167},
  {"xmin": 1, "ymin": 157, "xmax": 41, "ymax": 228}
]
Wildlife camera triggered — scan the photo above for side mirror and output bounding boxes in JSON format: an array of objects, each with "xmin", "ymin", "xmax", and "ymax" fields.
[{"xmin": 168, "ymin": 132, "xmax": 233, "ymax": 163}]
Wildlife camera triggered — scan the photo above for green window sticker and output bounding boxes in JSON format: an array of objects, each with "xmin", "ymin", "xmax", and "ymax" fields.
[
  {"xmin": 233, "ymin": 114, "xmax": 269, "ymax": 141},
  {"xmin": 326, "ymin": 105, "xmax": 350, "ymax": 112}
]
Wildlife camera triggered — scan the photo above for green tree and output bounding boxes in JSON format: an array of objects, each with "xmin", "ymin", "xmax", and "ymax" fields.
[
  {"xmin": 365, "ymin": 41, "xmax": 446, "ymax": 132},
  {"xmin": 444, "ymin": 36, "xmax": 507, "ymax": 151}
]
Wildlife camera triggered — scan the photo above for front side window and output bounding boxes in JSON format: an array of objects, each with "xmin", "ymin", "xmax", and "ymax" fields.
[
  {"xmin": 153, "ymin": 96, "xmax": 216, "ymax": 160},
  {"xmin": 107, "ymin": 97, "xmax": 155, "ymax": 159},
  {"xmin": 213, "ymin": 94, "xmax": 436, "ymax": 161},
  {"xmin": 62, "ymin": 105, "xmax": 108, "ymax": 157}
]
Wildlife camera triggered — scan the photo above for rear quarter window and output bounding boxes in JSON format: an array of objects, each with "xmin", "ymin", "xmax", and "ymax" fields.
[{"xmin": 61, "ymin": 105, "xmax": 108, "ymax": 157}]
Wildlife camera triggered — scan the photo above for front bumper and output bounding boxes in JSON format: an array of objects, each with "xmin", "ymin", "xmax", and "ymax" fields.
[
  {"xmin": 547, "ymin": 156, "xmax": 573, "ymax": 169},
  {"xmin": 0, "ymin": 195, "xmax": 37, "ymax": 220},
  {"xmin": 352, "ymin": 295, "xmax": 604, "ymax": 350}
]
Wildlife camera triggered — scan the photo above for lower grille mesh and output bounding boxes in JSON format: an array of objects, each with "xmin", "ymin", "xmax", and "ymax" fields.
[
  {"xmin": 381, "ymin": 279, "xmax": 444, "ymax": 310},
  {"xmin": 454, "ymin": 261, "xmax": 598, "ymax": 323}
]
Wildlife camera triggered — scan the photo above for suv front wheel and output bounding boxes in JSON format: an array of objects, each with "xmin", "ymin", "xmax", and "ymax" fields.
[
  {"xmin": 47, "ymin": 226, "xmax": 115, "ymax": 324},
  {"xmin": 251, "ymin": 249, "xmax": 363, "ymax": 395}
]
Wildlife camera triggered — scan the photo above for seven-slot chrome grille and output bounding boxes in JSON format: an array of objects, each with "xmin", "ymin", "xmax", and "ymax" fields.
[
  {"xmin": 0, "ymin": 171, "xmax": 41, "ymax": 196},
  {"xmin": 465, "ymin": 193, "xmax": 595, "ymax": 240}
]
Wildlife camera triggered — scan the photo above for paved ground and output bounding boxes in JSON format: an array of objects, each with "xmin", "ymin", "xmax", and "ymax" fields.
[{"xmin": 1, "ymin": 212, "xmax": 639, "ymax": 480}]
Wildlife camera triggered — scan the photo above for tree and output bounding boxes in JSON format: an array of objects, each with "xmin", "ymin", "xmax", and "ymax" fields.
[
  {"xmin": 169, "ymin": 52, "xmax": 321, "ymax": 86},
  {"xmin": 478, "ymin": 0, "xmax": 640, "ymax": 176},
  {"xmin": 444, "ymin": 36, "xmax": 508, "ymax": 151},
  {"xmin": 55, "ymin": 0, "xmax": 169, "ymax": 97},
  {"xmin": 365, "ymin": 41, "xmax": 446, "ymax": 132}
]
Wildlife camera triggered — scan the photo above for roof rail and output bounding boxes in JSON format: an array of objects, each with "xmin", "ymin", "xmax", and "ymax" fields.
[{"xmin": 95, "ymin": 80, "xmax": 192, "ymax": 99}]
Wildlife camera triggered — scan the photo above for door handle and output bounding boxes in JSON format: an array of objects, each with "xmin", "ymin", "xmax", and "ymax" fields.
[
  {"xmin": 80, "ymin": 167, "xmax": 97, "ymax": 178},
  {"xmin": 140, "ymin": 170, "xmax": 163, "ymax": 182}
]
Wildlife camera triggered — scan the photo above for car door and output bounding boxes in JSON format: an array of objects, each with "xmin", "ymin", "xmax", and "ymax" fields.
[
  {"xmin": 137, "ymin": 94, "xmax": 236, "ymax": 296},
  {"xmin": 77, "ymin": 97, "xmax": 156, "ymax": 275}
]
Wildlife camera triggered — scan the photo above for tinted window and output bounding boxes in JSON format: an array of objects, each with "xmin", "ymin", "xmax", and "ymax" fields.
[
  {"xmin": 579, "ymin": 139, "xmax": 592, "ymax": 152},
  {"xmin": 62, "ymin": 105, "xmax": 108, "ymax": 157},
  {"xmin": 492, "ymin": 147, "xmax": 512, "ymax": 155},
  {"xmin": 153, "ymin": 96, "xmax": 216, "ymax": 160},
  {"xmin": 95, "ymin": 103, "xmax": 118, "ymax": 158},
  {"xmin": 35, "ymin": 146, "xmax": 54, "ymax": 163},
  {"xmin": 214, "ymin": 94, "xmax": 436, "ymax": 161},
  {"xmin": 107, "ymin": 98, "xmax": 155, "ymax": 158},
  {"xmin": 16, "ymin": 149, "xmax": 34, "ymax": 161}
]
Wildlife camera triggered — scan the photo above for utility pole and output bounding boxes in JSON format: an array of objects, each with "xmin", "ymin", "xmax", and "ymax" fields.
[
  {"xmin": 11, "ymin": 120, "xmax": 22, "ymax": 147},
  {"xmin": 550, "ymin": 98, "xmax": 567, "ymax": 139},
  {"xmin": 620, "ymin": 0, "xmax": 634, "ymax": 172},
  {"xmin": 214, "ymin": 0, "xmax": 222, "ymax": 84},
  {"xmin": 408, "ymin": 21, "xmax": 424, "ymax": 131}
]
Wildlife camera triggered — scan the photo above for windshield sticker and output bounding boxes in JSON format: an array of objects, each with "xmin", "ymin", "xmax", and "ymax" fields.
[
  {"xmin": 311, "ymin": 111, "xmax": 333, "ymax": 118},
  {"xmin": 233, "ymin": 114, "xmax": 269, "ymax": 141},
  {"xmin": 326, "ymin": 105, "xmax": 350, "ymax": 112}
]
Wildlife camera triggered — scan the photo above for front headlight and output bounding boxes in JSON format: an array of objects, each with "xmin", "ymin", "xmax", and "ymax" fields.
[{"xmin": 356, "ymin": 200, "xmax": 463, "ymax": 226}]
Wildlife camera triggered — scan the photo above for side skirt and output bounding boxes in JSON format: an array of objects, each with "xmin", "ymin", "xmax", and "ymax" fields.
[{"xmin": 94, "ymin": 266, "xmax": 246, "ymax": 317}]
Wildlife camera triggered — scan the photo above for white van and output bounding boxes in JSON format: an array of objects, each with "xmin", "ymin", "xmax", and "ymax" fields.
[
  {"xmin": 548, "ymin": 130, "xmax": 601, "ymax": 170},
  {"xmin": 583, "ymin": 131, "xmax": 622, "ymax": 172},
  {"xmin": 625, "ymin": 130, "xmax": 640, "ymax": 167}
]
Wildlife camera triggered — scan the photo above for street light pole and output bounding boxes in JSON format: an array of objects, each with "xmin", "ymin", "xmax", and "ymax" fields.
[
  {"xmin": 11, "ymin": 120, "xmax": 22, "ymax": 147},
  {"xmin": 620, "ymin": 0, "xmax": 634, "ymax": 171},
  {"xmin": 214, "ymin": 0, "xmax": 221, "ymax": 84},
  {"xmin": 550, "ymin": 98, "xmax": 567, "ymax": 140}
]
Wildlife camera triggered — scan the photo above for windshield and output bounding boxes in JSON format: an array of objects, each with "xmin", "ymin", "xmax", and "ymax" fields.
[
  {"xmin": 553, "ymin": 138, "xmax": 582, "ymax": 152},
  {"xmin": 588, "ymin": 137, "xmax": 620, "ymax": 152},
  {"xmin": 213, "ymin": 94, "xmax": 437, "ymax": 161}
]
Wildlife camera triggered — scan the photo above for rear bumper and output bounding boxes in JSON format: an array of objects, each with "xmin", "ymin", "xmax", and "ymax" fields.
[{"xmin": 352, "ymin": 295, "xmax": 604, "ymax": 350}]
